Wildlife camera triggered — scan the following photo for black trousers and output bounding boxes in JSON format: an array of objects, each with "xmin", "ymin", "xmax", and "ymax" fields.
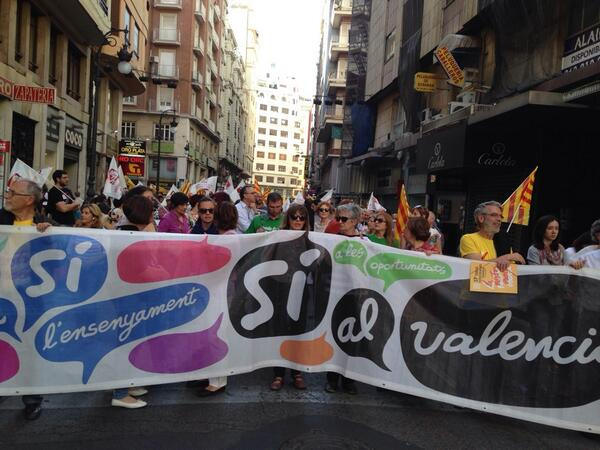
[
  {"xmin": 273, "ymin": 367, "xmax": 300, "ymax": 378},
  {"xmin": 326, "ymin": 372, "xmax": 354, "ymax": 387},
  {"xmin": 22, "ymin": 395, "xmax": 42, "ymax": 406}
]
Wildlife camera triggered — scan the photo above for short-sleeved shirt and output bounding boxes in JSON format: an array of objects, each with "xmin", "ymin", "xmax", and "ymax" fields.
[
  {"xmin": 158, "ymin": 210, "xmax": 190, "ymax": 234},
  {"xmin": 47, "ymin": 186, "xmax": 76, "ymax": 226},
  {"xmin": 459, "ymin": 232, "xmax": 497, "ymax": 260},
  {"xmin": 367, "ymin": 234, "xmax": 399, "ymax": 248},
  {"xmin": 245, "ymin": 214, "xmax": 282, "ymax": 233}
]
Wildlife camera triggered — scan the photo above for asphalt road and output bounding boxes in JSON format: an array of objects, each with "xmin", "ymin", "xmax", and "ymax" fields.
[{"xmin": 1, "ymin": 369, "xmax": 598, "ymax": 449}]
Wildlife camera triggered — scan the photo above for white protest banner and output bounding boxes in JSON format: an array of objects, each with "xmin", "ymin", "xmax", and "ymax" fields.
[
  {"xmin": 102, "ymin": 157, "xmax": 122, "ymax": 200},
  {"xmin": 8, "ymin": 159, "xmax": 51, "ymax": 188},
  {"xmin": 367, "ymin": 192, "xmax": 386, "ymax": 212},
  {"xmin": 224, "ymin": 176, "xmax": 240, "ymax": 203},
  {"xmin": 320, "ymin": 189, "xmax": 333, "ymax": 203},
  {"xmin": 0, "ymin": 227, "xmax": 599, "ymax": 434}
]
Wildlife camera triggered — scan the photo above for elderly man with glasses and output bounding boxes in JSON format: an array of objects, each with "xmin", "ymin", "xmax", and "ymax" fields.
[
  {"xmin": 0, "ymin": 178, "xmax": 53, "ymax": 420},
  {"xmin": 459, "ymin": 200, "xmax": 525, "ymax": 271}
]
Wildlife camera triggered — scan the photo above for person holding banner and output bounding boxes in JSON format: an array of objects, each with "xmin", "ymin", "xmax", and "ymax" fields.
[
  {"xmin": 403, "ymin": 217, "xmax": 439, "ymax": 255},
  {"xmin": 191, "ymin": 197, "xmax": 219, "ymax": 235},
  {"xmin": 46, "ymin": 170, "xmax": 81, "ymax": 226},
  {"xmin": 527, "ymin": 215, "xmax": 584, "ymax": 268},
  {"xmin": 236, "ymin": 185, "xmax": 258, "ymax": 233},
  {"xmin": 367, "ymin": 212, "xmax": 399, "ymax": 248},
  {"xmin": 565, "ymin": 219, "xmax": 600, "ymax": 269},
  {"xmin": 460, "ymin": 201, "xmax": 525, "ymax": 270}
]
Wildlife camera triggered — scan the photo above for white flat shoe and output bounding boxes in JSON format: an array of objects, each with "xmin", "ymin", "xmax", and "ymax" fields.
[
  {"xmin": 111, "ymin": 398, "xmax": 147, "ymax": 409},
  {"xmin": 128, "ymin": 387, "xmax": 148, "ymax": 397}
]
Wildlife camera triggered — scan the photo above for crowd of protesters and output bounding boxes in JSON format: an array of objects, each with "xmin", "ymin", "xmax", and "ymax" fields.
[{"xmin": 1, "ymin": 170, "xmax": 599, "ymax": 417}]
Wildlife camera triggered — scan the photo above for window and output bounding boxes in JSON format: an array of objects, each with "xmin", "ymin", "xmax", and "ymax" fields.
[
  {"xmin": 15, "ymin": 0, "xmax": 24, "ymax": 61},
  {"xmin": 282, "ymin": 108, "xmax": 289, "ymax": 114},
  {"xmin": 123, "ymin": 95, "xmax": 137, "ymax": 105},
  {"xmin": 267, "ymin": 164, "xmax": 275, "ymax": 171},
  {"xmin": 294, "ymin": 144, "xmax": 300, "ymax": 151},
  {"xmin": 270, "ymin": 117, "xmax": 278, "ymax": 124},
  {"xmin": 29, "ymin": 9, "xmax": 38, "ymax": 71},
  {"xmin": 291, "ymin": 167, "xmax": 298, "ymax": 174},
  {"xmin": 259, "ymin": 115, "xmax": 267, "ymax": 122},
  {"xmin": 256, "ymin": 151, "xmax": 265, "ymax": 158},
  {"xmin": 133, "ymin": 24, "xmax": 140, "ymax": 56},
  {"xmin": 299, "ymin": 170, "xmax": 303, "ymax": 176},
  {"xmin": 67, "ymin": 43, "xmax": 82, "ymax": 100},
  {"xmin": 154, "ymin": 123, "xmax": 175, "ymax": 141},
  {"xmin": 384, "ymin": 30, "xmax": 396, "ymax": 62},
  {"xmin": 268, "ymin": 152, "xmax": 276, "ymax": 159},
  {"xmin": 290, "ymin": 178, "xmax": 297, "ymax": 185},
  {"xmin": 268, "ymin": 141, "xmax": 276, "ymax": 148},
  {"xmin": 121, "ymin": 121, "xmax": 136, "ymax": 138},
  {"xmin": 158, "ymin": 85, "xmax": 175, "ymax": 110},
  {"xmin": 158, "ymin": 49, "xmax": 177, "ymax": 77},
  {"xmin": 255, "ymin": 175, "xmax": 263, "ymax": 182},
  {"xmin": 282, "ymin": 96, "xmax": 287, "ymax": 102},
  {"xmin": 255, "ymin": 163, "xmax": 264, "ymax": 170},
  {"xmin": 278, "ymin": 165, "xmax": 286, "ymax": 172},
  {"xmin": 293, "ymin": 155, "xmax": 299, "ymax": 162},
  {"xmin": 266, "ymin": 176, "xmax": 274, "ymax": 183},
  {"xmin": 270, "ymin": 94, "xmax": 276, "ymax": 100},
  {"xmin": 258, "ymin": 128, "xmax": 266, "ymax": 134},
  {"xmin": 269, "ymin": 129, "xmax": 277, "ymax": 136},
  {"xmin": 257, "ymin": 140, "xmax": 266, "ymax": 146},
  {"xmin": 281, "ymin": 119, "xmax": 288, "ymax": 126},
  {"xmin": 49, "ymin": 27, "xmax": 58, "ymax": 85},
  {"xmin": 280, "ymin": 142, "xmax": 287, "ymax": 149},
  {"xmin": 280, "ymin": 130, "xmax": 288, "ymax": 138},
  {"xmin": 260, "ymin": 104, "xmax": 267, "ymax": 111},
  {"xmin": 279, "ymin": 154, "xmax": 287, "ymax": 161},
  {"xmin": 294, "ymin": 133, "xmax": 301, "ymax": 139},
  {"xmin": 295, "ymin": 121, "xmax": 301, "ymax": 128},
  {"xmin": 277, "ymin": 177, "xmax": 285, "ymax": 184},
  {"xmin": 270, "ymin": 105, "xmax": 279, "ymax": 112}
]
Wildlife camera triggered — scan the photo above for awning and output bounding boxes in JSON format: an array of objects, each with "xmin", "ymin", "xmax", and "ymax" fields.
[
  {"xmin": 433, "ymin": 34, "xmax": 481, "ymax": 63},
  {"xmin": 98, "ymin": 54, "xmax": 145, "ymax": 96},
  {"xmin": 562, "ymin": 80, "xmax": 600, "ymax": 105}
]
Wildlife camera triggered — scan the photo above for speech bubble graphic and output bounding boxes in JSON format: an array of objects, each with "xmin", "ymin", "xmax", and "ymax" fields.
[
  {"xmin": 333, "ymin": 240, "xmax": 368, "ymax": 274},
  {"xmin": 280, "ymin": 333, "xmax": 334, "ymax": 365},
  {"xmin": 400, "ymin": 274, "xmax": 600, "ymax": 408},
  {"xmin": 0, "ymin": 340, "xmax": 19, "ymax": 383},
  {"xmin": 227, "ymin": 232, "xmax": 332, "ymax": 339},
  {"xmin": 331, "ymin": 288, "xmax": 394, "ymax": 371},
  {"xmin": 0, "ymin": 298, "xmax": 20, "ymax": 342},
  {"xmin": 12, "ymin": 235, "xmax": 108, "ymax": 331},
  {"xmin": 0, "ymin": 235, "xmax": 7, "ymax": 253},
  {"xmin": 129, "ymin": 314, "xmax": 228, "ymax": 373},
  {"xmin": 35, "ymin": 283, "xmax": 209, "ymax": 383},
  {"xmin": 117, "ymin": 237, "xmax": 231, "ymax": 283},
  {"xmin": 366, "ymin": 252, "xmax": 452, "ymax": 291}
]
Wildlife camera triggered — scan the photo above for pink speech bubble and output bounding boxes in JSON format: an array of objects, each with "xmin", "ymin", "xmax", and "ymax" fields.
[{"xmin": 0, "ymin": 340, "xmax": 19, "ymax": 383}]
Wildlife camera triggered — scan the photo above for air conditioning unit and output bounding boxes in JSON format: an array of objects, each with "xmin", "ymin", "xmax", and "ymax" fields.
[
  {"xmin": 150, "ymin": 55, "xmax": 160, "ymax": 64},
  {"xmin": 449, "ymin": 102, "xmax": 471, "ymax": 114},
  {"xmin": 464, "ymin": 68, "xmax": 479, "ymax": 82},
  {"xmin": 457, "ymin": 91, "xmax": 476, "ymax": 104},
  {"xmin": 420, "ymin": 108, "xmax": 433, "ymax": 123}
]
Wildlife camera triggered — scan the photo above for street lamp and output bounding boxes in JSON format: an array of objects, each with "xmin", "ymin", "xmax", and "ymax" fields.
[{"xmin": 155, "ymin": 108, "xmax": 178, "ymax": 191}]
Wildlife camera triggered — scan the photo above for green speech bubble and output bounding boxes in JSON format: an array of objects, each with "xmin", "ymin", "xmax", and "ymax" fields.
[
  {"xmin": 333, "ymin": 240, "xmax": 368, "ymax": 274},
  {"xmin": 366, "ymin": 252, "xmax": 452, "ymax": 291}
]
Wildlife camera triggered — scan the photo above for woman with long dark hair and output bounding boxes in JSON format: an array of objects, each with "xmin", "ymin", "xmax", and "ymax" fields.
[{"xmin": 527, "ymin": 215, "xmax": 584, "ymax": 268}]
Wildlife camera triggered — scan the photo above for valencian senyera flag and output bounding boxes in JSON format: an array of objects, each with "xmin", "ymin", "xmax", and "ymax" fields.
[
  {"xmin": 395, "ymin": 184, "xmax": 410, "ymax": 240},
  {"xmin": 502, "ymin": 166, "xmax": 538, "ymax": 227}
]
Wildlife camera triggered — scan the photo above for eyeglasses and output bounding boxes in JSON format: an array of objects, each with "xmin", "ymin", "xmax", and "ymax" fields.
[
  {"xmin": 318, "ymin": 208, "xmax": 331, "ymax": 213},
  {"xmin": 483, "ymin": 213, "xmax": 502, "ymax": 219},
  {"xmin": 5, "ymin": 188, "xmax": 32, "ymax": 197},
  {"xmin": 373, "ymin": 218, "xmax": 386, "ymax": 224},
  {"xmin": 199, "ymin": 208, "xmax": 214, "ymax": 214},
  {"xmin": 335, "ymin": 216, "xmax": 351, "ymax": 223},
  {"xmin": 291, "ymin": 215, "xmax": 306, "ymax": 221}
]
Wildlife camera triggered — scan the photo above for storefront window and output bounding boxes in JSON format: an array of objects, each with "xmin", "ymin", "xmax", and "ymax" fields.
[{"xmin": 67, "ymin": 43, "xmax": 81, "ymax": 101}]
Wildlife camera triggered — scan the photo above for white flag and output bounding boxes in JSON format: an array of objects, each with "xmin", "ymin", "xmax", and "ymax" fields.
[
  {"xmin": 189, "ymin": 179, "xmax": 205, "ymax": 196},
  {"xmin": 224, "ymin": 176, "xmax": 240, "ymax": 203},
  {"xmin": 293, "ymin": 191, "xmax": 305, "ymax": 205},
  {"xmin": 320, "ymin": 189, "xmax": 333, "ymax": 203},
  {"xmin": 190, "ymin": 176, "xmax": 218, "ymax": 195},
  {"xmin": 367, "ymin": 192, "xmax": 386, "ymax": 212},
  {"xmin": 282, "ymin": 198, "xmax": 290, "ymax": 212},
  {"xmin": 117, "ymin": 165, "xmax": 127, "ymax": 195},
  {"xmin": 103, "ymin": 157, "xmax": 123, "ymax": 199},
  {"xmin": 136, "ymin": 181, "xmax": 145, "ymax": 187},
  {"xmin": 8, "ymin": 159, "xmax": 51, "ymax": 188}
]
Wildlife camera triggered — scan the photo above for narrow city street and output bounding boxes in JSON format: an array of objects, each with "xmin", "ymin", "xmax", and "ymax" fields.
[{"xmin": 1, "ymin": 369, "xmax": 597, "ymax": 449}]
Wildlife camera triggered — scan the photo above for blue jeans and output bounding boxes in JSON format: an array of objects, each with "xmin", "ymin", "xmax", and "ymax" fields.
[{"xmin": 113, "ymin": 388, "xmax": 128, "ymax": 399}]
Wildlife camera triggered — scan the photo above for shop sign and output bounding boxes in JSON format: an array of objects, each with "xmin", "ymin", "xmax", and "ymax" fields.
[
  {"xmin": 65, "ymin": 127, "xmax": 84, "ymax": 150},
  {"xmin": 562, "ymin": 24, "xmax": 600, "ymax": 73},
  {"xmin": 0, "ymin": 76, "xmax": 13, "ymax": 99},
  {"xmin": 476, "ymin": 142, "xmax": 517, "ymax": 168},
  {"xmin": 119, "ymin": 139, "xmax": 146, "ymax": 156},
  {"xmin": 12, "ymin": 85, "xmax": 55, "ymax": 104},
  {"xmin": 0, "ymin": 140, "xmax": 10, "ymax": 153},
  {"xmin": 46, "ymin": 117, "xmax": 60, "ymax": 142},
  {"xmin": 414, "ymin": 72, "xmax": 437, "ymax": 93},
  {"xmin": 416, "ymin": 122, "xmax": 467, "ymax": 173},
  {"xmin": 434, "ymin": 47, "xmax": 465, "ymax": 87},
  {"xmin": 117, "ymin": 155, "xmax": 145, "ymax": 177},
  {"xmin": 428, "ymin": 143, "xmax": 445, "ymax": 169}
]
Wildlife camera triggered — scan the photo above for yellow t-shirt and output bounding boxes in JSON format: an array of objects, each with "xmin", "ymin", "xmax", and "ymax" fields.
[
  {"xmin": 13, "ymin": 218, "xmax": 34, "ymax": 226},
  {"xmin": 459, "ymin": 232, "xmax": 497, "ymax": 260}
]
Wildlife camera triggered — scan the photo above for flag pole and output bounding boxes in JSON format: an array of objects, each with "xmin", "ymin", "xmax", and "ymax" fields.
[{"xmin": 505, "ymin": 199, "xmax": 522, "ymax": 233}]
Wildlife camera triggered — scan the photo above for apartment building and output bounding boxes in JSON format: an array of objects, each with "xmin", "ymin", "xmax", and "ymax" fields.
[
  {"xmin": 122, "ymin": 0, "xmax": 226, "ymax": 189},
  {"xmin": 253, "ymin": 69, "xmax": 310, "ymax": 200},
  {"xmin": 0, "ymin": 0, "xmax": 145, "ymax": 199}
]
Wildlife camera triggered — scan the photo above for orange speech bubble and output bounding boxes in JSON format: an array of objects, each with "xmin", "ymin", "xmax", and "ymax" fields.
[{"xmin": 280, "ymin": 333, "xmax": 334, "ymax": 365}]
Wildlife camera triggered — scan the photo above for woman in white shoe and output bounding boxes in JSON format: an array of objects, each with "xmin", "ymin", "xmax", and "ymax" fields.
[{"xmin": 112, "ymin": 195, "xmax": 154, "ymax": 408}]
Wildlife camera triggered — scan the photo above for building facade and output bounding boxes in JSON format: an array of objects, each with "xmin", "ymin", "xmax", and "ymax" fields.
[{"xmin": 253, "ymin": 67, "xmax": 310, "ymax": 200}]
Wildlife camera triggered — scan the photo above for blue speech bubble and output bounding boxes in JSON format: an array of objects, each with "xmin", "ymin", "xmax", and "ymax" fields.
[
  {"xmin": 35, "ymin": 283, "xmax": 209, "ymax": 383},
  {"xmin": 0, "ymin": 299, "xmax": 20, "ymax": 342},
  {"xmin": 12, "ymin": 235, "xmax": 108, "ymax": 331}
]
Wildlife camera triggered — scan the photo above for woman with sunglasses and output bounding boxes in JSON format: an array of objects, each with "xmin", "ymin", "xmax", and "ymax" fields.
[
  {"xmin": 314, "ymin": 201, "xmax": 334, "ymax": 232},
  {"xmin": 367, "ymin": 212, "xmax": 399, "ymax": 247},
  {"xmin": 269, "ymin": 204, "xmax": 310, "ymax": 391},
  {"xmin": 191, "ymin": 197, "xmax": 218, "ymax": 235}
]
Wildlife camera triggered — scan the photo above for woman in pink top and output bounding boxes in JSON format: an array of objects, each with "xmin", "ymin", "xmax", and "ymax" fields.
[{"xmin": 157, "ymin": 192, "xmax": 190, "ymax": 234}]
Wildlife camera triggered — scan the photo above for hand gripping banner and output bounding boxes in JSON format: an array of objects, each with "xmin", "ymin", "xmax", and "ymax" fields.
[{"xmin": 0, "ymin": 227, "xmax": 600, "ymax": 433}]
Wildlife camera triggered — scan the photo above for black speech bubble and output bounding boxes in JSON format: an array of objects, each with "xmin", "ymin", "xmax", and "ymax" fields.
[
  {"xmin": 227, "ymin": 232, "xmax": 332, "ymax": 339},
  {"xmin": 331, "ymin": 288, "xmax": 394, "ymax": 371},
  {"xmin": 400, "ymin": 273, "xmax": 600, "ymax": 408}
]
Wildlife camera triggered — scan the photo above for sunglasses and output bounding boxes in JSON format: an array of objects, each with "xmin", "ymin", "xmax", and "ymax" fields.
[
  {"xmin": 335, "ymin": 216, "xmax": 351, "ymax": 223},
  {"xmin": 372, "ymin": 218, "xmax": 386, "ymax": 224},
  {"xmin": 291, "ymin": 215, "xmax": 306, "ymax": 221},
  {"xmin": 199, "ymin": 208, "xmax": 214, "ymax": 214},
  {"xmin": 318, "ymin": 208, "xmax": 331, "ymax": 213}
]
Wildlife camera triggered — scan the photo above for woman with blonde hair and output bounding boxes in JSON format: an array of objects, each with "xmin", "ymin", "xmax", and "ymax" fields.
[
  {"xmin": 313, "ymin": 201, "xmax": 333, "ymax": 232},
  {"xmin": 75, "ymin": 203, "xmax": 107, "ymax": 229},
  {"xmin": 367, "ymin": 212, "xmax": 398, "ymax": 247}
]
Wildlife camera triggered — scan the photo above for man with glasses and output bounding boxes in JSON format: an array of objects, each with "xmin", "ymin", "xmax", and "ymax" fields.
[
  {"xmin": 0, "ymin": 179, "xmax": 52, "ymax": 420},
  {"xmin": 460, "ymin": 201, "xmax": 525, "ymax": 271},
  {"xmin": 46, "ymin": 170, "xmax": 80, "ymax": 226},
  {"xmin": 245, "ymin": 192, "xmax": 284, "ymax": 233},
  {"xmin": 191, "ymin": 197, "xmax": 218, "ymax": 234},
  {"xmin": 236, "ymin": 185, "xmax": 258, "ymax": 233}
]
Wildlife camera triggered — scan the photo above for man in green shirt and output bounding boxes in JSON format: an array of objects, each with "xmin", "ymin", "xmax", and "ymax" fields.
[{"xmin": 245, "ymin": 192, "xmax": 284, "ymax": 233}]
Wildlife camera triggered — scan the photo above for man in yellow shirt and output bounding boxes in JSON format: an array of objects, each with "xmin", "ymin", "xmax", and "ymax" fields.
[{"xmin": 459, "ymin": 200, "xmax": 524, "ymax": 270}]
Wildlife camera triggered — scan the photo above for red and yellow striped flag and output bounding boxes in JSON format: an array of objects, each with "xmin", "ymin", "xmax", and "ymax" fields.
[
  {"xmin": 394, "ymin": 184, "xmax": 410, "ymax": 240},
  {"xmin": 501, "ymin": 166, "xmax": 538, "ymax": 227}
]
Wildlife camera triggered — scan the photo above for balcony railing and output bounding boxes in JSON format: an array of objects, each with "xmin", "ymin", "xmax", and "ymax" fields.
[
  {"xmin": 152, "ymin": 64, "xmax": 180, "ymax": 79},
  {"xmin": 148, "ymin": 99, "xmax": 181, "ymax": 113},
  {"xmin": 211, "ymin": 27, "xmax": 220, "ymax": 45},
  {"xmin": 191, "ymin": 71, "xmax": 203, "ymax": 89},
  {"xmin": 210, "ymin": 58, "xmax": 218, "ymax": 75},
  {"xmin": 329, "ymin": 40, "xmax": 349, "ymax": 61},
  {"xmin": 193, "ymin": 37, "xmax": 205, "ymax": 54},
  {"xmin": 332, "ymin": 0, "xmax": 352, "ymax": 28},
  {"xmin": 194, "ymin": 0, "xmax": 206, "ymax": 21},
  {"xmin": 154, "ymin": 0, "xmax": 182, "ymax": 8},
  {"xmin": 153, "ymin": 28, "xmax": 181, "ymax": 45},
  {"xmin": 214, "ymin": 4, "xmax": 221, "ymax": 20},
  {"xmin": 209, "ymin": 89, "xmax": 217, "ymax": 105}
]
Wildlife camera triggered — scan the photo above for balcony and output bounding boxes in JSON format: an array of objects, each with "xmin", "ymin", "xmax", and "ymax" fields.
[
  {"xmin": 194, "ymin": 0, "xmax": 206, "ymax": 21},
  {"xmin": 193, "ymin": 37, "xmax": 205, "ymax": 55},
  {"xmin": 210, "ymin": 58, "xmax": 218, "ymax": 75},
  {"xmin": 153, "ymin": 28, "xmax": 181, "ymax": 45},
  {"xmin": 211, "ymin": 27, "xmax": 220, "ymax": 46},
  {"xmin": 329, "ymin": 40, "xmax": 349, "ymax": 61},
  {"xmin": 327, "ymin": 72, "xmax": 346, "ymax": 95},
  {"xmin": 332, "ymin": 0, "xmax": 352, "ymax": 28},
  {"xmin": 214, "ymin": 4, "xmax": 221, "ymax": 21},
  {"xmin": 148, "ymin": 98, "xmax": 181, "ymax": 113},
  {"xmin": 154, "ymin": 0, "xmax": 182, "ymax": 9},
  {"xmin": 209, "ymin": 89, "xmax": 217, "ymax": 105},
  {"xmin": 152, "ymin": 64, "xmax": 180, "ymax": 80},
  {"xmin": 191, "ymin": 71, "xmax": 203, "ymax": 90}
]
